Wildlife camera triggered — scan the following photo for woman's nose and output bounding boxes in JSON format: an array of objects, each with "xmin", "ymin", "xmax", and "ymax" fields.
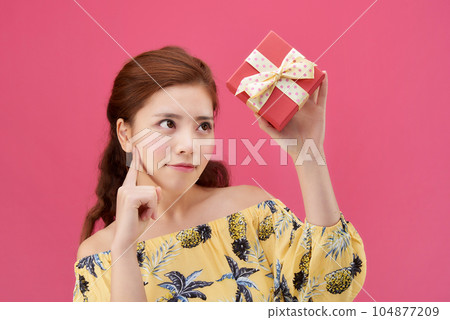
[{"xmin": 173, "ymin": 131, "xmax": 194, "ymax": 154}]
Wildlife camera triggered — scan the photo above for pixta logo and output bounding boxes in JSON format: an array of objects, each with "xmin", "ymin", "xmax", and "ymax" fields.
[{"xmin": 125, "ymin": 128, "xmax": 326, "ymax": 175}]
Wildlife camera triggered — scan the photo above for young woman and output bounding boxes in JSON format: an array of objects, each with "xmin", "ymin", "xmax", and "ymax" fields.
[{"xmin": 73, "ymin": 46, "xmax": 366, "ymax": 302}]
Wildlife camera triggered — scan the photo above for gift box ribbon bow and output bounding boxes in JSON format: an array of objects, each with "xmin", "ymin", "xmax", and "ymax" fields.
[{"xmin": 235, "ymin": 48, "xmax": 317, "ymax": 112}]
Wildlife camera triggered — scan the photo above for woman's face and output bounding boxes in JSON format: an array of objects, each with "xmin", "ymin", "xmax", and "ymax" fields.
[{"xmin": 123, "ymin": 83, "xmax": 216, "ymax": 193}]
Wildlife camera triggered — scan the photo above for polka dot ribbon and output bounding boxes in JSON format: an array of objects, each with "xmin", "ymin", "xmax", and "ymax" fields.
[{"xmin": 235, "ymin": 48, "xmax": 317, "ymax": 112}]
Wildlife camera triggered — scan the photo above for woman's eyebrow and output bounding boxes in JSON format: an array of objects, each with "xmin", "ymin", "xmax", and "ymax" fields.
[{"xmin": 153, "ymin": 113, "xmax": 214, "ymax": 121}]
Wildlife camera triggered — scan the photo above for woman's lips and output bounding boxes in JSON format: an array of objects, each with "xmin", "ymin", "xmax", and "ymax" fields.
[{"xmin": 166, "ymin": 164, "xmax": 195, "ymax": 172}]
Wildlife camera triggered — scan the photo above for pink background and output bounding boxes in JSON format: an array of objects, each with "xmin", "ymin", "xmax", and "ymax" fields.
[{"xmin": 1, "ymin": 0, "xmax": 449, "ymax": 302}]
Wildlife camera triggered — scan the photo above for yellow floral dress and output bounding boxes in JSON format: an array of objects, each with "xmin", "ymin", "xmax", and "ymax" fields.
[{"xmin": 73, "ymin": 198, "xmax": 367, "ymax": 302}]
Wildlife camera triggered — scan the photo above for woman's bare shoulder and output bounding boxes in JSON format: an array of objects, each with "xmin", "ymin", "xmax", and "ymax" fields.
[
  {"xmin": 76, "ymin": 222, "xmax": 116, "ymax": 261},
  {"xmin": 214, "ymin": 184, "xmax": 275, "ymax": 209}
]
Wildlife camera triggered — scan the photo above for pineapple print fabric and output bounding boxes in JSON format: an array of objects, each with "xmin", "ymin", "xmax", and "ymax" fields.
[{"xmin": 73, "ymin": 198, "xmax": 366, "ymax": 302}]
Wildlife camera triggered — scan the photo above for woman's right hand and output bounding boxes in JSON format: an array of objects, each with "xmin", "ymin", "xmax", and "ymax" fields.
[{"xmin": 113, "ymin": 146, "xmax": 162, "ymax": 248}]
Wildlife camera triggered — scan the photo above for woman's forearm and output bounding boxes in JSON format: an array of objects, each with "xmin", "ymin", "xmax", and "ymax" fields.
[
  {"xmin": 291, "ymin": 147, "xmax": 341, "ymax": 227},
  {"xmin": 110, "ymin": 242, "xmax": 147, "ymax": 302}
]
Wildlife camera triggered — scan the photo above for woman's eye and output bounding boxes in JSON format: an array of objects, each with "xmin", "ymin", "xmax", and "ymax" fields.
[
  {"xmin": 159, "ymin": 119, "xmax": 175, "ymax": 129},
  {"xmin": 199, "ymin": 122, "xmax": 212, "ymax": 132}
]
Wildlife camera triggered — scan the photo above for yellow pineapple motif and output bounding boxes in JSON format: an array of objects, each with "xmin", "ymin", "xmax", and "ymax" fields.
[
  {"xmin": 258, "ymin": 215, "xmax": 275, "ymax": 241},
  {"xmin": 293, "ymin": 251, "xmax": 311, "ymax": 291},
  {"xmin": 176, "ymin": 224, "xmax": 212, "ymax": 248},
  {"xmin": 227, "ymin": 212, "xmax": 250, "ymax": 261},
  {"xmin": 228, "ymin": 212, "xmax": 246, "ymax": 239},
  {"xmin": 293, "ymin": 226, "xmax": 312, "ymax": 291},
  {"xmin": 136, "ymin": 242, "xmax": 146, "ymax": 267},
  {"xmin": 324, "ymin": 253, "xmax": 363, "ymax": 294}
]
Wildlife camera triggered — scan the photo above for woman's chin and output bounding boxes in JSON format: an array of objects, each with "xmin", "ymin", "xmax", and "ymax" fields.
[{"xmin": 148, "ymin": 165, "xmax": 203, "ymax": 190}]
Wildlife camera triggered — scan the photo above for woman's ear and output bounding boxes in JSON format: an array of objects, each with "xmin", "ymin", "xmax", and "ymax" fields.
[{"xmin": 116, "ymin": 118, "xmax": 132, "ymax": 152}]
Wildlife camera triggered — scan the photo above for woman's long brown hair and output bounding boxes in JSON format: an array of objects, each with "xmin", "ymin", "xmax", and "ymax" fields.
[{"xmin": 79, "ymin": 46, "xmax": 230, "ymax": 244}]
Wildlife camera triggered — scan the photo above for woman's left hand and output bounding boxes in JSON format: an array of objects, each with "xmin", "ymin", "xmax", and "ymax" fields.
[{"xmin": 253, "ymin": 71, "xmax": 328, "ymax": 158}]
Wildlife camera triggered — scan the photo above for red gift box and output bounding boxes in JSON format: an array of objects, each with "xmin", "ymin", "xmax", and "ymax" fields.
[{"xmin": 226, "ymin": 30, "xmax": 325, "ymax": 131}]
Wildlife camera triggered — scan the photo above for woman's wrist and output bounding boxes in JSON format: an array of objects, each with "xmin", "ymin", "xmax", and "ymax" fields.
[
  {"xmin": 111, "ymin": 238, "xmax": 137, "ymax": 256},
  {"xmin": 111, "ymin": 246, "xmax": 139, "ymax": 268},
  {"xmin": 288, "ymin": 144, "xmax": 326, "ymax": 166}
]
